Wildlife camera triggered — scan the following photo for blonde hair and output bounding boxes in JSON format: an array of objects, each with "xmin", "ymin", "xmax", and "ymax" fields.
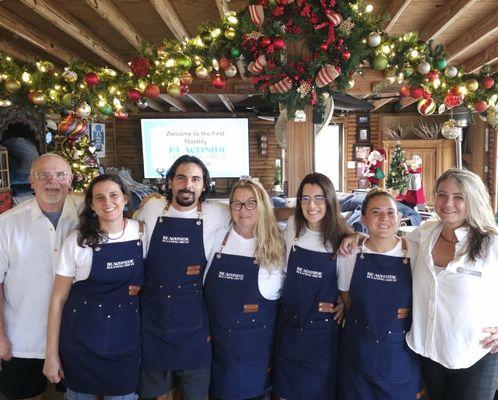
[
  {"xmin": 434, "ymin": 168, "xmax": 498, "ymax": 262},
  {"xmin": 229, "ymin": 179, "xmax": 284, "ymax": 271}
]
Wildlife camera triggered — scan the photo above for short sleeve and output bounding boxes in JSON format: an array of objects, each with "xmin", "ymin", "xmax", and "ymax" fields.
[
  {"xmin": 337, "ymin": 252, "xmax": 358, "ymax": 291},
  {"xmin": 0, "ymin": 222, "xmax": 9, "ymax": 283},
  {"xmin": 55, "ymin": 232, "xmax": 79, "ymax": 277}
]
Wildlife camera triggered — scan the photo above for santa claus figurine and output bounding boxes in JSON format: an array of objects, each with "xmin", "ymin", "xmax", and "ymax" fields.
[
  {"xmin": 364, "ymin": 149, "xmax": 386, "ymax": 187},
  {"xmin": 402, "ymin": 155, "xmax": 426, "ymax": 206}
]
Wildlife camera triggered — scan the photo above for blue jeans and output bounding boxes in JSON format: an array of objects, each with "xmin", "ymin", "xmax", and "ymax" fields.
[{"xmin": 65, "ymin": 388, "xmax": 136, "ymax": 400}]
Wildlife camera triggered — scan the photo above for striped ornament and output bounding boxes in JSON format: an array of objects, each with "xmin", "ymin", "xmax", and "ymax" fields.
[
  {"xmin": 326, "ymin": 11, "xmax": 343, "ymax": 26},
  {"xmin": 269, "ymin": 77, "xmax": 292, "ymax": 94},
  {"xmin": 315, "ymin": 64, "xmax": 340, "ymax": 88},
  {"xmin": 248, "ymin": 54, "xmax": 267, "ymax": 74},
  {"xmin": 58, "ymin": 114, "xmax": 88, "ymax": 142},
  {"xmin": 248, "ymin": 5, "xmax": 264, "ymax": 28}
]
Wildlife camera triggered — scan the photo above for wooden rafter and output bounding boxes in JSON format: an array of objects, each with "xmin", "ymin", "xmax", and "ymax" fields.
[
  {"xmin": 83, "ymin": 0, "xmax": 145, "ymax": 49},
  {"xmin": 399, "ymin": 97, "xmax": 417, "ymax": 109},
  {"xmin": 445, "ymin": 12, "xmax": 498, "ymax": 62},
  {"xmin": 0, "ymin": 38, "xmax": 33, "ymax": 62},
  {"xmin": 461, "ymin": 43, "xmax": 498, "ymax": 74},
  {"xmin": 158, "ymin": 93, "xmax": 188, "ymax": 112},
  {"xmin": 371, "ymin": 97, "xmax": 396, "ymax": 112},
  {"xmin": 419, "ymin": 0, "xmax": 478, "ymax": 41},
  {"xmin": 145, "ymin": 97, "xmax": 166, "ymax": 112},
  {"xmin": 383, "ymin": 0, "xmax": 414, "ymax": 33},
  {"xmin": 0, "ymin": 5, "xmax": 76, "ymax": 63},
  {"xmin": 149, "ymin": 0, "xmax": 189, "ymax": 40},
  {"xmin": 188, "ymin": 94, "xmax": 210, "ymax": 112},
  {"xmin": 218, "ymin": 94, "xmax": 234, "ymax": 112},
  {"xmin": 18, "ymin": 0, "xmax": 128, "ymax": 71},
  {"xmin": 214, "ymin": 0, "xmax": 228, "ymax": 17}
]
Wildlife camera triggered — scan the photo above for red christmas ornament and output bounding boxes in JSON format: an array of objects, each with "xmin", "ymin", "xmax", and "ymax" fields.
[
  {"xmin": 212, "ymin": 74, "xmax": 226, "ymax": 89},
  {"xmin": 410, "ymin": 86, "xmax": 424, "ymax": 99},
  {"xmin": 180, "ymin": 83, "xmax": 189, "ymax": 96},
  {"xmin": 84, "ymin": 72, "xmax": 100, "ymax": 87},
  {"xmin": 144, "ymin": 83, "xmax": 160, "ymax": 98},
  {"xmin": 261, "ymin": 37, "xmax": 272, "ymax": 47},
  {"xmin": 320, "ymin": 43, "xmax": 328, "ymax": 51},
  {"xmin": 474, "ymin": 100, "xmax": 488, "ymax": 113},
  {"xmin": 127, "ymin": 88, "xmax": 142, "ymax": 102},
  {"xmin": 130, "ymin": 57, "xmax": 150, "ymax": 78},
  {"xmin": 427, "ymin": 70, "xmax": 439, "ymax": 82},
  {"xmin": 399, "ymin": 86, "xmax": 410, "ymax": 97},
  {"xmin": 423, "ymin": 90, "xmax": 432, "ymax": 100},
  {"xmin": 444, "ymin": 89, "xmax": 464, "ymax": 108},
  {"xmin": 28, "ymin": 90, "xmax": 35, "ymax": 103},
  {"xmin": 180, "ymin": 71, "xmax": 193, "ymax": 85},
  {"xmin": 219, "ymin": 57, "xmax": 230, "ymax": 70},
  {"xmin": 114, "ymin": 111, "xmax": 129, "ymax": 121},
  {"xmin": 272, "ymin": 37, "xmax": 285, "ymax": 50},
  {"xmin": 341, "ymin": 50, "xmax": 351, "ymax": 61},
  {"xmin": 481, "ymin": 76, "xmax": 494, "ymax": 89}
]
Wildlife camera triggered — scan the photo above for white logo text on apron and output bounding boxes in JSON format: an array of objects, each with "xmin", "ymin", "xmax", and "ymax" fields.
[
  {"xmin": 218, "ymin": 271, "xmax": 244, "ymax": 280},
  {"xmin": 366, "ymin": 272, "xmax": 397, "ymax": 282},
  {"xmin": 107, "ymin": 259, "xmax": 135, "ymax": 269},
  {"xmin": 296, "ymin": 266, "xmax": 323, "ymax": 279},
  {"xmin": 162, "ymin": 235, "xmax": 190, "ymax": 244}
]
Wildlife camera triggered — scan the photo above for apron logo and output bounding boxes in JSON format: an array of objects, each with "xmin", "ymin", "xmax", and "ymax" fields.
[
  {"xmin": 296, "ymin": 266, "xmax": 322, "ymax": 279},
  {"xmin": 243, "ymin": 304, "xmax": 259, "ymax": 313},
  {"xmin": 162, "ymin": 235, "xmax": 190, "ymax": 244},
  {"xmin": 106, "ymin": 259, "xmax": 135, "ymax": 269},
  {"xmin": 186, "ymin": 265, "xmax": 201, "ymax": 275},
  {"xmin": 218, "ymin": 271, "xmax": 244, "ymax": 280},
  {"xmin": 366, "ymin": 271, "xmax": 397, "ymax": 282}
]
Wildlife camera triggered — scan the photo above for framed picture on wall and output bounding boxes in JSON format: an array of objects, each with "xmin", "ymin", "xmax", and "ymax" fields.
[
  {"xmin": 356, "ymin": 126, "xmax": 371, "ymax": 143},
  {"xmin": 357, "ymin": 114, "xmax": 370, "ymax": 125},
  {"xmin": 353, "ymin": 143, "xmax": 372, "ymax": 161}
]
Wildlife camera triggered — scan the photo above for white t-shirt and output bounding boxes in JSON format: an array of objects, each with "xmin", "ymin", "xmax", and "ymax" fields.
[
  {"xmin": 406, "ymin": 220, "xmax": 498, "ymax": 369},
  {"xmin": 134, "ymin": 197, "xmax": 231, "ymax": 262},
  {"xmin": 337, "ymin": 239, "xmax": 417, "ymax": 291},
  {"xmin": 0, "ymin": 194, "xmax": 82, "ymax": 358},
  {"xmin": 283, "ymin": 216, "xmax": 343, "ymax": 283},
  {"xmin": 205, "ymin": 227, "xmax": 284, "ymax": 300},
  {"xmin": 56, "ymin": 219, "xmax": 148, "ymax": 282}
]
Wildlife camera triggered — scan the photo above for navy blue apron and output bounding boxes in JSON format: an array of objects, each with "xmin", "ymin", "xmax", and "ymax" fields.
[
  {"xmin": 204, "ymin": 232, "xmax": 278, "ymax": 400},
  {"xmin": 141, "ymin": 203, "xmax": 211, "ymax": 370},
  {"xmin": 274, "ymin": 244, "xmax": 341, "ymax": 400},
  {"xmin": 60, "ymin": 229, "xmax": 144, "ymax": 395},
  {"xmin": 339, "ymin": 239, "xmax": 425, "ymax": 400}
]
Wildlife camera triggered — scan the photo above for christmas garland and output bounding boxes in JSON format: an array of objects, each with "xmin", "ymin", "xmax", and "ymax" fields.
[{"xmin": 0, "ymin": 0, "xmax": 497, "ymax": 126}]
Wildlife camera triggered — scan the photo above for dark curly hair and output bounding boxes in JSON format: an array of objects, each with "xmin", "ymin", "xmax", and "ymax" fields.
[
  {"xmin": 77, "ymin": 173, "xmax": 129, "ymax": 249},
  {"xmin": 165, "ymin": 155, "xmax": 210, "ymax": 202}
]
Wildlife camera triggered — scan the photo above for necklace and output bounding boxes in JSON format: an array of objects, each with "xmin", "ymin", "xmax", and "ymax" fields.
[
  {"xmin": 440, "ymin": 231, "xmax": 458, "ymax": 245},
  {"xmin": 108, "ymin": 218, "xmax": 127, "ymax": 240}
]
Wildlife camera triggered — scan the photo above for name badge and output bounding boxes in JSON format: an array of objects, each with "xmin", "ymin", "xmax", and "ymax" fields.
[
  {"xmin": 397, "ymin": 308, "xmax": 410, "ymax": 319},
  {"xmin": 186, "ymin": 265, "xmax": 201, "ymax": 275},
  {"xmin": 243, "ymin": 304, "xmax": 259, "ymax": 313},
  {"xmin": 318, "ymin": 302, "xmax": 334, "ymax": 313}
]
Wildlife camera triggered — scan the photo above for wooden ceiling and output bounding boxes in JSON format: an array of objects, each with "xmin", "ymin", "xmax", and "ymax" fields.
[{"xmin": 0, "ymin": 0, "xmax": 497, "ymax": 113}]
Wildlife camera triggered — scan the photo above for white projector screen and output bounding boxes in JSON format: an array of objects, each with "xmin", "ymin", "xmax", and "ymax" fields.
[{"xmin": 141, "ymin": 118, "xmax": 249, "ymax": 179}]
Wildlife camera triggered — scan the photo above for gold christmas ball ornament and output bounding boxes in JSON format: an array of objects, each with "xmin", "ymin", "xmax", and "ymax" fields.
[
  {"xmin": 5, "ymin": 78, "xmax": 21, "ymax": 93},
  {"xmin": 195, "ymin": 65, "xmax": 209, "ymax": 79},
  {"xmin": 62, "ymin": 70, "xmax": 78, "ymax": 83},
  {"xmin": 224, "ymin": 27, "xmax": 237, "ymax": 40},
  {"xmin": 32, "ymin": 91, "xmax": 46, "ymax": 106},
  {"xmin": 465, "ymin": 79, "xmax": 479, "ymax": 92}
]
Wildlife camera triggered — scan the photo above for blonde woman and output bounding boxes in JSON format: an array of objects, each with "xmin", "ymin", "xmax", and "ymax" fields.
[{"xmin": 204, "ymin": 179, "xmax": 285, "ymax": 400}]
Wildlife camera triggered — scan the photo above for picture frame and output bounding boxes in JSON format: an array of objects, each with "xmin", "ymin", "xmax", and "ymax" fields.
[
  {"xmin": 353, "ymin": 143, "xmax": 372, "ymax": 161},
  {"xmin": 356, "ymin": 125, "xmax": 371, "ymax": 143},
  {"xmin": 357, "ymin": 113, "xmax": 370, "ymax": 125}
]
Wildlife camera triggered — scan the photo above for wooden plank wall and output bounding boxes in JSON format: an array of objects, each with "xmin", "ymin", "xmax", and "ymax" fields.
[
  {"xmin": 104, "ymin": 113, "xmax": 279, "ymax": 192},
  {"xmin": 487, "ymin": 126, "xmax": 497, "ymax": 211},
  {"xmin": 343, "ymin": 112, "xmax": 381, "ymax": 192}
]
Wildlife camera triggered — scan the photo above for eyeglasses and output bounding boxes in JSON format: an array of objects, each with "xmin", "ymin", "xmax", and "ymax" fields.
[
  {"xmin": 299, "ymin": 195, "xmax": 326, "ymax": 205},
  {"xmin": 32, "ymin": 171, "xmax": 71, "ymax": 181},
  {"xmin": 230, "ymin": 200, "xmax": 257, "ymax": 211}
]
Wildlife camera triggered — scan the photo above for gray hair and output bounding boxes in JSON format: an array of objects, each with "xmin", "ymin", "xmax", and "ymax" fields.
[{"xmin": 30, "ymin": 153, "xmax": 71, "ymax": 174}]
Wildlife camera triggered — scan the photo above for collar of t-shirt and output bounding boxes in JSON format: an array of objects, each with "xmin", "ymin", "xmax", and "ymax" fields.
[{"xmin": 43, "ymin": 210, "xmax": 62, "ymax": 229}]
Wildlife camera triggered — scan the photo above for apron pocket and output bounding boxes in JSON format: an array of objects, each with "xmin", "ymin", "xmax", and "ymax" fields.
[
  {"xmin": 300, "ymin": 321, "xmax": 339, "ymax": 365},
  {"xmin": 103, "ymin": 312, "xmax": 140, "ymax": 355},
  {"xmin": 228, "ymin": 322, "xmax": 273, "ymax": 363},
  {"xmin": 67, "ymin": 312, "xmax": 108, "ymax": 354},
  {"xmin": 165, "ymin": 291, "xmax": 203, "ymax": 334}
]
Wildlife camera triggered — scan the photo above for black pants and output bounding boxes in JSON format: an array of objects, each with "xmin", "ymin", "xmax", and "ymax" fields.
[{"xmin": 421, "ymin": 353, "xmax": 498, "ymax": 400}]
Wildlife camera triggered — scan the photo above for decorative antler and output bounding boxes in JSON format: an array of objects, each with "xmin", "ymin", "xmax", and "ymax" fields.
[
  {"xmin": 382, "ymin": 124, "xmax": 403, "ymax": 140},
  {"xmin": 411, "ymin": 121, "xmax": 440, "ymax": 140}
]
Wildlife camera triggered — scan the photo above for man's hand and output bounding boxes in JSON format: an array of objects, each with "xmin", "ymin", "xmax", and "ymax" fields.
[{"xmin": 0, "ymin": 334, "xmax": 12, "ymax": 361}]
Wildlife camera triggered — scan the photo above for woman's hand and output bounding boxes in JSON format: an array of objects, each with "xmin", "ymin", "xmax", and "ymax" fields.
[
  {"xmin": 43, "ymin": 354, "xmax": 64, "ymax": 383},
  {"xmin": 0, "ymin": 334, "xmax": 12, "ymax": 361},
  {"xmin": 481, "ymin": 327, "xmax": 498, "ymax": 354},
  {"xmin": 332, "ymin": 297, "xmax": 345, "ymax": 325},
  {"xmin": 338, "ymin": 232, "xmax": 363, "ymax": 256},
  {"xmin": 129, "ymin": 285, "xmax": 141, "ymax": 296}
]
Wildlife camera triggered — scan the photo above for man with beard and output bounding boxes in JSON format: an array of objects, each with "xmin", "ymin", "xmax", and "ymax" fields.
[
  {"xmin": 0, "ymin": 153, "xmax": 82, "ymax": 400},
  {"xmin": 136, "ymin": 155, "xmax": 230, "ymax": 400}
]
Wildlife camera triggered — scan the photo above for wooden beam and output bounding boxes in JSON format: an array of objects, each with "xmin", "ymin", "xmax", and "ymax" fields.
[
  {"xmin": 214, "ymin": 0, "xmax": 228, "ymax": 17},
  {"xmin": 419, "ymin": 0, "xmax": 478, "ymax": 41},
  {"xmin": 188, "ymin": 79, "xmax": 258, "ymax": 94},
  {"xmin": 83, "ymin": 0, "xmax": 144, "ymax": 49},
  {"xmin": 19, "ymin": 0, "xmax": 128, "ymax": 71},
  {"xmin": 145, "ymin": 97, "xmax": 166, "ymax": 112},
  {"xmin": 461, "ymin": 43, "xmax": 498, "ymax": 74},
  {"xmin": 445, "ymin": 12, "xmax": 498, "ymax": 62},
  {"xmin": 371, "ymin": 98, "xmax": 396, "ymax": 112},
  {"xmin": 400, "ymin": 97, "xmax": 417, "ymax": 109},
  {"xmin": 218, "ymin": 94, "xmax": 234, "ymax": 112},
  {"xmin": 149, "ymin": 0, "xmax": 189, "ymax": 40},
  {"xmin": 383, "ymin": 0, "xmax": 414, "ymax": 33},
  {"xmin": 0, "ymin": 5, "xmax": 76, "ymax": 63},
  {"xmin": 158, "ymin": 93, "xmax": 188, "ymax": 112},
  {"xmin": 187, "ymin": 94, "xmax": 210, "ymax": 112},
  {"xmin": 0, "ymin": 38, "xmax": 33, "ymax": 62}
]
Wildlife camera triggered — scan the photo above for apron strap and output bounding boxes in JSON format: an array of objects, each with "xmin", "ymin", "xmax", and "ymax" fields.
[
  {"xmin": 159, "ymin": 200, "xmax": 203, "ymax": 224},
  {"xmin": 400, "ymin": 237, "xmax": 409, "ymax": 264},
  {"xmin": 358, "ymin": 236, "xmax": 367, "ymax": 259}
]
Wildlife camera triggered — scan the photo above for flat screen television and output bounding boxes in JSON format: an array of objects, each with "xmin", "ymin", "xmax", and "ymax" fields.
[{"xmin": 141, "ymin": 118, "xmax": 249, "ymax": 178}]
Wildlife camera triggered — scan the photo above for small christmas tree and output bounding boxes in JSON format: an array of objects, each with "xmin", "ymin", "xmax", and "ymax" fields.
[{"xmin": 386, "ymin": 141, "xmax": 409, "ymax": 192}]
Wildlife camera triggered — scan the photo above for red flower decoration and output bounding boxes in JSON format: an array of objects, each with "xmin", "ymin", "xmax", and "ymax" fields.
[{"xmin": 130, "ymin": 57, "xmax": 150, "ymax": 78}]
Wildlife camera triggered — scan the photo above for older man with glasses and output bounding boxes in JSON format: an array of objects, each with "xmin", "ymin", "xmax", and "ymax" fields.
[{"xmin": 0, "ymin": 153, "xmax": 83, "ymax": 400}]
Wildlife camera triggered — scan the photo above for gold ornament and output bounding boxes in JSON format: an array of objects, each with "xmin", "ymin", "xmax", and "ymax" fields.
[
  {"xmin": 32, "ymin": 91, "xmax": 46, "ymax": 106},
  {"xmin": 62, "ymin": 70, "xmax": 78, "ymax": 83},
  {"xmin": 5, "ymin": 78, "xmax": 21, "ymax": 93},
  {"xmin": 195, "ymin": 66, "xmax": 209, "ymax": 79},
  {"xmin": 224, "ymin": 27, "xmax": 236, "ymax": 40}
]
